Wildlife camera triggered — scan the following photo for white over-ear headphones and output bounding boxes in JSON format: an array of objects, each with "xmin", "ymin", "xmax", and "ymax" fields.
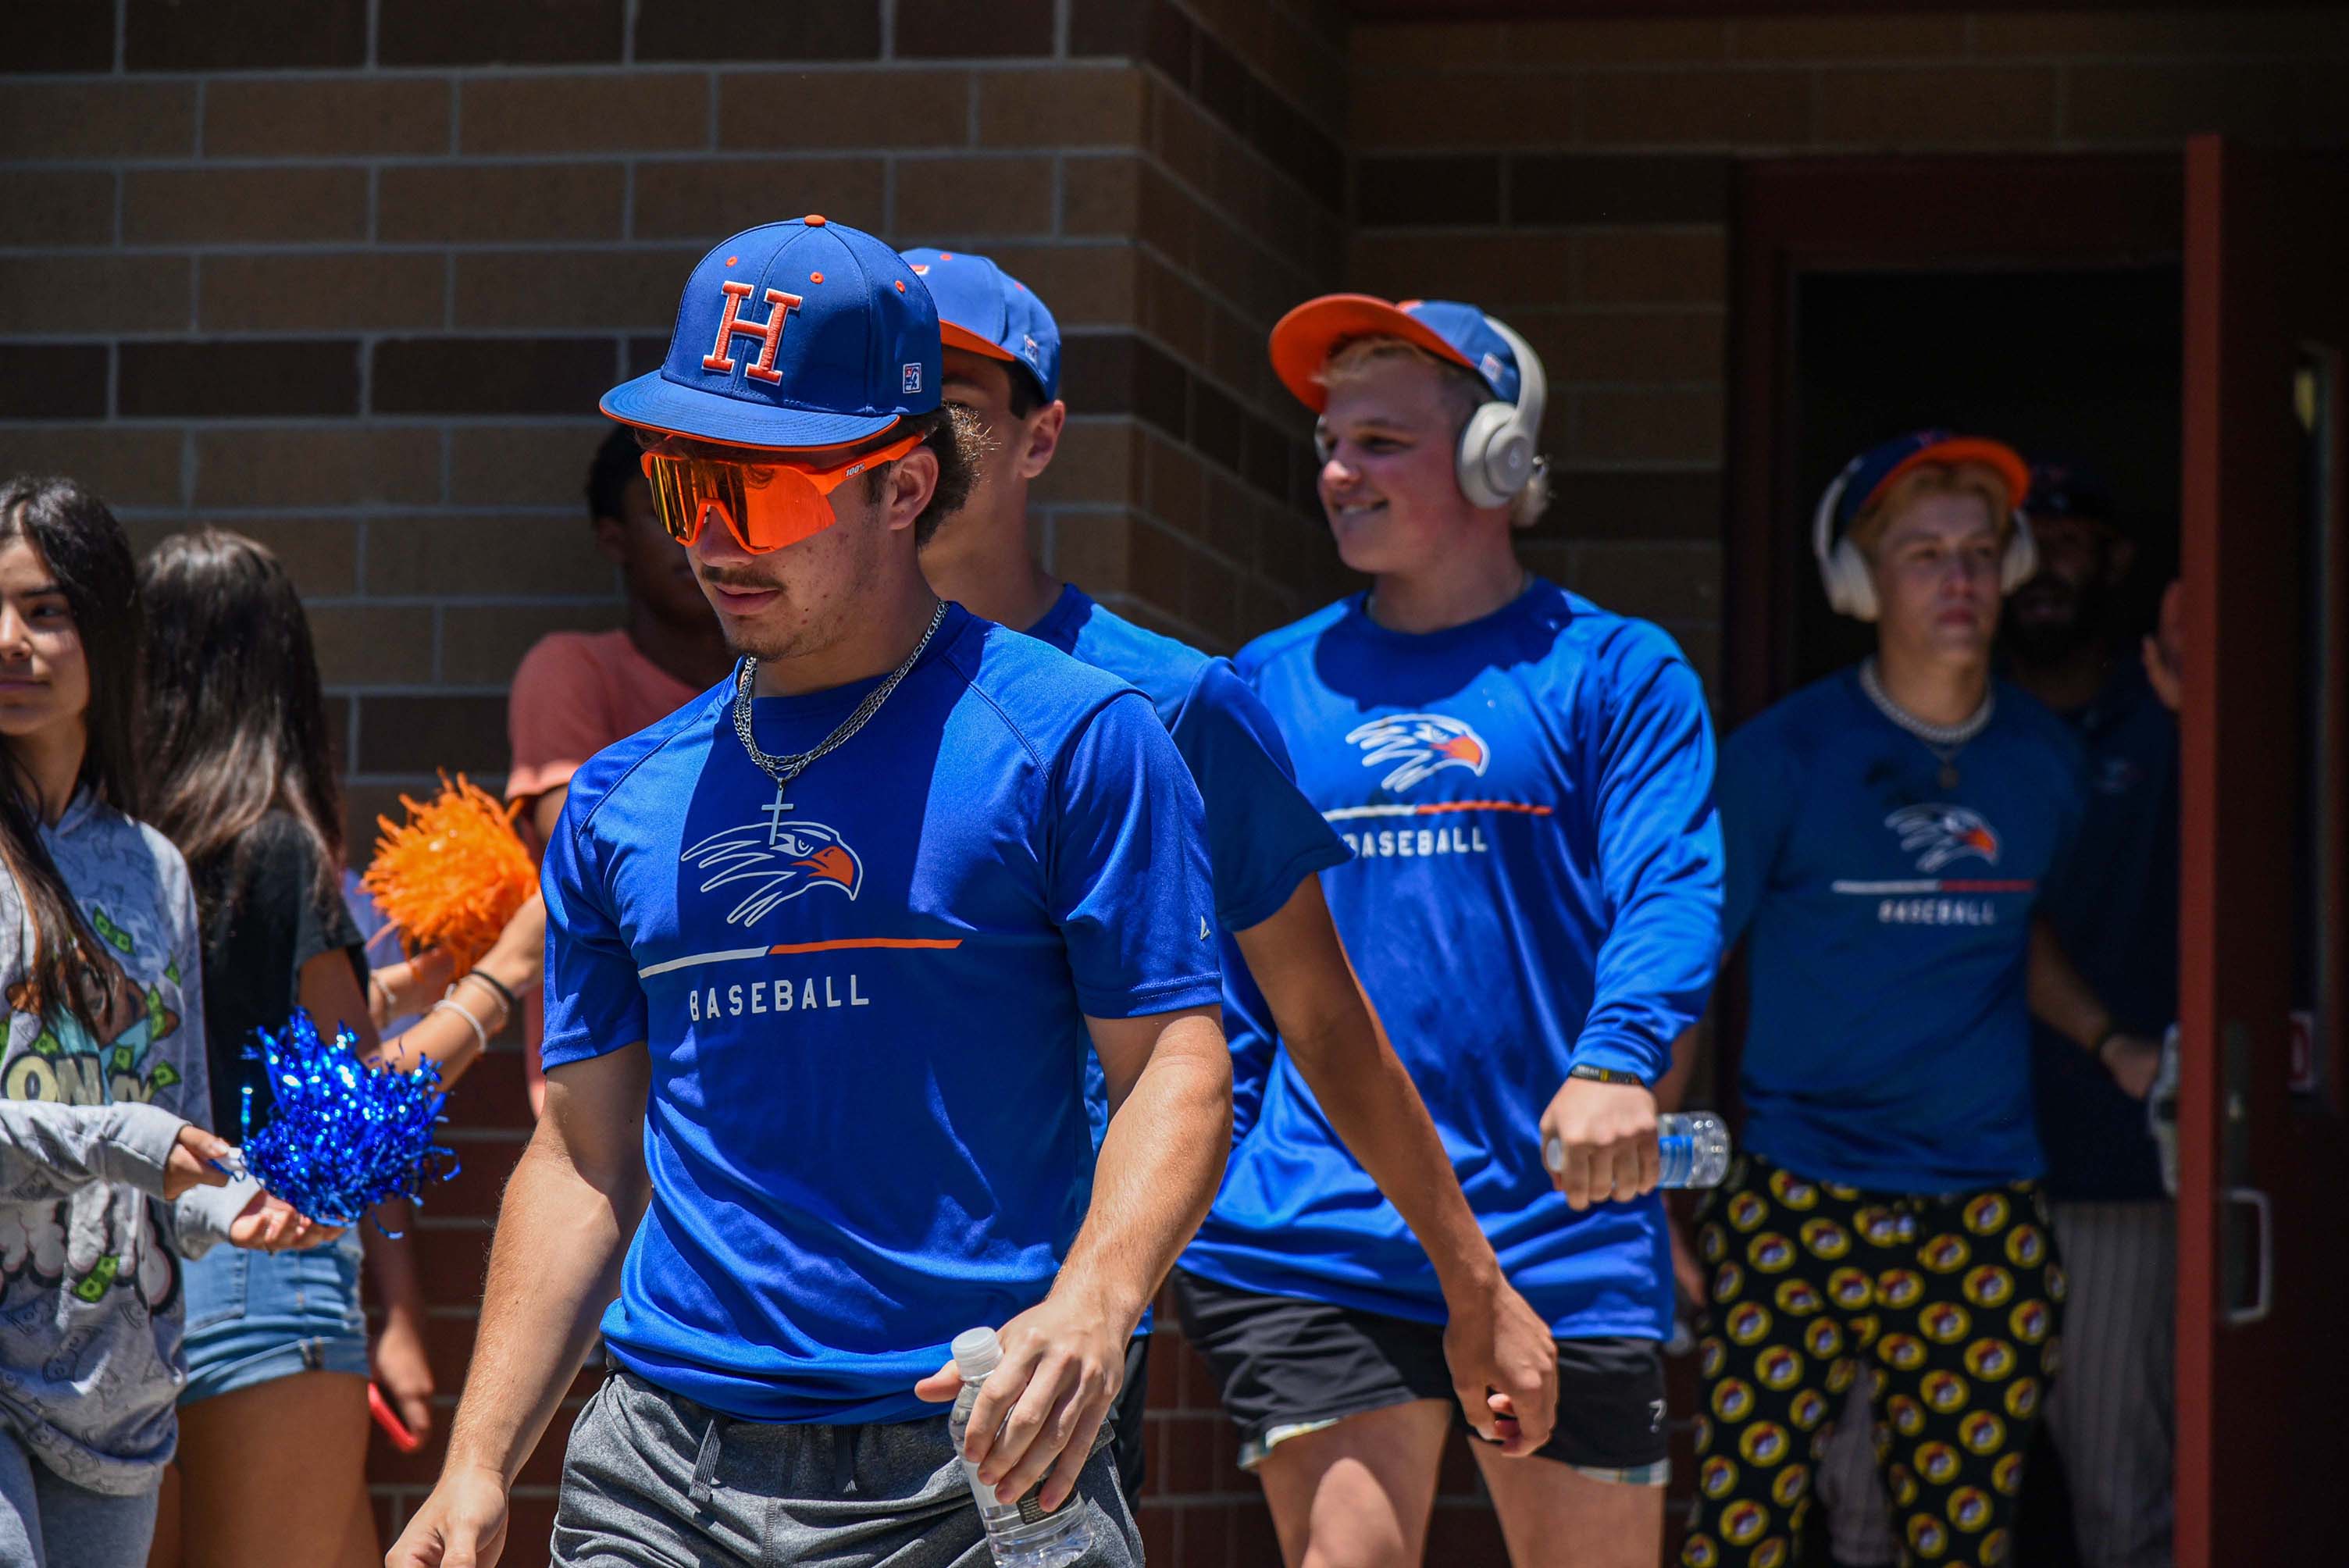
[
  {"xmin": 1810, "ymin": 458, "xmax": 2040, "ymax": 622},
  {"xmin": 1455, "ymin": 316, "xmax": 1547, "ymax": 510}
]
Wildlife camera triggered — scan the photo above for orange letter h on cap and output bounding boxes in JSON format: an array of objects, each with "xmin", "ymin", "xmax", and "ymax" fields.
[{"xmin": 703, "ymin": 280, "xmax": 804, "ymax": 384}]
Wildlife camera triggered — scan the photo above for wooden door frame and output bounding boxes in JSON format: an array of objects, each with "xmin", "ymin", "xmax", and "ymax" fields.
[{"xmin": 1723, "ymin": 151, "xmax": 2183, "ymax": 725}]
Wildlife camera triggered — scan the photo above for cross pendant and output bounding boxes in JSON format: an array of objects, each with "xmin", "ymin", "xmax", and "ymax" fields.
[{"xmin": 760, "ymin": 783, "xmax": 794, "ymax": 846}]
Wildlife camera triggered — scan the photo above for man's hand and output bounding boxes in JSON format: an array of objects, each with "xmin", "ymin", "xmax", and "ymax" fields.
[
  {"xmin": 1441, "ymin": 1274, "xmax": 1557, "ymax": 1456},
  {"xmin": 226, "ymin": 1190, "xmax": 340, "ymax": 1253},
  {"xmin": 2142, "ymin": 578, "xmax": 2182, "ymax": 713},
  {"xmin": 374, "ymin": 1306, "xmax": 437, "ymax": 1447},
  {"xmin": 386, "ymin": 1462, "xmax": 510, "ymax": 1568},
  {"xmin": 1538, "ymin": 1076, "xmax": 1659, "ymax": 1211},
  {"xmin": 165, "ymin": 1124, "xmax": 234, "ymax": 1199},
  {"xmin": 2101, "ymin": 1032, "xmax": 2164, "ymax": 1099},
  {"xmin": 914, "ymin": 1288, "xmax": 1126, "ymax": 1516}
]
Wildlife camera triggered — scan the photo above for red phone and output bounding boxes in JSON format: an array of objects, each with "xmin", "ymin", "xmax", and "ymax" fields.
[{"xmin": 369, "ymin": 1381, "xmax": 422, "ymax": 1452}]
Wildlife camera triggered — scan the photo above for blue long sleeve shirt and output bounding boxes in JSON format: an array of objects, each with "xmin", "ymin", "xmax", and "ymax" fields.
[{"xmin": 1181, "ymin": 581, "xmax": 1723, "ymax": 1338}]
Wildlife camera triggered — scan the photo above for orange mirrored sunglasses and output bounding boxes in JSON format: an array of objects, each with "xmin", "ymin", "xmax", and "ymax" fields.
[{"xmin": 639, "ymin": 430, "xmax": 924, "ymax": 554}]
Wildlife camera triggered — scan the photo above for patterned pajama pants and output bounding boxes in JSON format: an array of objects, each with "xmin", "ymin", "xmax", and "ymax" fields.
[{"xmin": 1680, "ymin": 1154, "xmax": 2066, "ymax": 1568}]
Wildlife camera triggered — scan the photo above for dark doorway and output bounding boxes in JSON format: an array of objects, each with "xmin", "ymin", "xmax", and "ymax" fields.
[{"xmin": 1788, "ymin": 265, "xmax": 2183, "ymax": 686}]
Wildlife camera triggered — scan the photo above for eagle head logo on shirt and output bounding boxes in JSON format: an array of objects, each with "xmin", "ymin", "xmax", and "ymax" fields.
[
  {"xmin": 681, "ymin": 812, "xmax": 863, "ymax": 927},
  {"xmin": 1344, "ymin": 713, "xmax": 1491, "ymax": 793},
  {"xmin": 1886, "ymin": 804, "xmax": 2001, "ymax": 873}
]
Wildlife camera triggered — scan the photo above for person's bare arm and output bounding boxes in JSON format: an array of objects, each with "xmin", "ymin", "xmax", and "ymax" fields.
[
  {"xmin": 915, "ymin": 1005, "xmax": 1229, "ymax": 1515},
  {"xmin": 527, "ymin": 786, "xmax": 570, "ymax": 861},
  {"xmin": 2029, "ymin": 918, "xmax": 2161, "ymax": 1097},
  {"xmin": 384, "ymin": 1042, "xmax": 651, "ymax": 1568},
  {"xmin": 366, "ymin": 1202, "xmax": 436, "ymax": 1445},
  {"xmin": 325, "ymin": 896, "xmax": 544, "ymax": 1089},
  {"xmin": 1235, "ymin": 875, "xmax": 1557, "ymax": 1454}
]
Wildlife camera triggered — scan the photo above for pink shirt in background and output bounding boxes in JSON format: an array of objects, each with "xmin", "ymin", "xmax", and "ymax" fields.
[
  {"xmin": 506, "ymin": 629, "xmax": 707, "ymax": 807},
  {"xmin": 506, "ymin": 629, "xmax": 706, "ymax": 1110}
]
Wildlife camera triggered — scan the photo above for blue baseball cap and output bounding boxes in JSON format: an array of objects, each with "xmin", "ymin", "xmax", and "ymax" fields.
[
  {"xmin": 601, "ymin": 216, "xmax": 939, "ymax": 451},
  {"xmin": 1269, "ymin": 294, "xmax": 1520, "ymax": 412},
  {"xmin": 900, "ymin": 248, "xmax": 1060, "ymax": 404},
  {"xmin": 1827, "ymin": 429, "xmax": 2030, "ymax": 533},
  {"xmin": 2024, "ymin": 458, "xmax": 2116, "ymax": 527}
]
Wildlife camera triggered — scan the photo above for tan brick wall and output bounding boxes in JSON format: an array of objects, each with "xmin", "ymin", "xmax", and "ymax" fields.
[{"xmin": 4, "ymin": 4, "xmax": 2344, "ymax": 1565}]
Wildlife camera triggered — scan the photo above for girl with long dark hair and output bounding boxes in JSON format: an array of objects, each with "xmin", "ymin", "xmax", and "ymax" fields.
[
  {"xmin": 0, "ymin": 478, "xmax": 330, "ymax": 1568},
  {"xmin": 137, "ymin": 529, "xmax": 541, "ymax": 1568}
]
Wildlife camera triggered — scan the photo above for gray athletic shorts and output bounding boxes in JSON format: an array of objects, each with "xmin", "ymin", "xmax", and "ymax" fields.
[{"xmin": 551, "ymin": 1368, "xmax": 1140, "ymax": 1567}]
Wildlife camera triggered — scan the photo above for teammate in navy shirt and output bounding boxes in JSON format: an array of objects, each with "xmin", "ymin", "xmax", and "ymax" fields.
[
  {"xmin": 2004, "ymin": 461, "xmax": 2179, "ymax": 1568},
  {"xmin": 1680, "ymin": 433, "xmax": 2162, "ymax": 1568},
  {"xmin": 390, "ymin": 221, "xmax": 1230, "ymax": 1568},
  {"xmin": 905, "ymin": 251, "xmax": 1560, "ymax": 1515},
  {"xmin": 1171, "ymin": 295, "xmax": 1722, "ymax": 1568}
]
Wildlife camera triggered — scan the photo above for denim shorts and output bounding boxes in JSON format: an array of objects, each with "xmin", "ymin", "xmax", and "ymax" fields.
[{"xmin": 180, "ymin": 1229, "xmax": 369, "ymax": 1406}]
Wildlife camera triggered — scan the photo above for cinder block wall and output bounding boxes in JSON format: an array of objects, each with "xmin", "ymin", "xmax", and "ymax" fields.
[{"xmin": 4, "ymin": 4, "xmax": 2344, "ymax": 1565}]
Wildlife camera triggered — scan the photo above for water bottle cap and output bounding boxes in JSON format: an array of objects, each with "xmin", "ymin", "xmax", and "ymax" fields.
[{"xmin": 951, "ymin": 1326, "xmax": 1001, "ymax": 1379}]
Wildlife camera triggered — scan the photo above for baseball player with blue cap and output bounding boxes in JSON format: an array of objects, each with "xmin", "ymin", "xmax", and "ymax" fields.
[
  {"xmin": 388, "ymin": 217, "xmax": 1232, "ymax": 1568},
  {"xmin": 907, "ymin": 251, "xmax": 1564, "ymax": 1520},
  {"xmin": 1677, "ymin": 430, "xmax": 2162, "ymax": 1568},
  {"xmin": 1168, "ymin": 293, "xmax": 1724, "ymax": 1566}
]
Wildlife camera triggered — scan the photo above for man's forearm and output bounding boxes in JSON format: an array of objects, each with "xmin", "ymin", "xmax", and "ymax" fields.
[
  {"xmin": 1235, "ymin": 886, "xmax": 1504, "ymax": 1299},
  {"xmin": 1058, "ymin": 1014, "xmax": 1230, "ymax": 1331},
  {"xmin": 2029, "ymin": 918, "xmax": 2112, "ymax": 1050},
  {"xmin": 442, "ymin": 1122, "xmax": 642, "ymax": 1482},
  {"xmin": 1285, "ymin": 1006, "xmax": 1500, "ymax": 1295}
]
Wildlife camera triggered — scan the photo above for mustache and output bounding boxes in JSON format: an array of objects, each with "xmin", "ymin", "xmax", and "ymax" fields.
[{"xmin": 698, "ymin": 567, "xmax": 781, "ymax": 591}]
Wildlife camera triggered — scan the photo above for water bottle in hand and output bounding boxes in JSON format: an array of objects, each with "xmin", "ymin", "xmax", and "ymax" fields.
[
  {"xmin": 1544, "ymin": 1111, "xmax": 1731, "ymax": 1190},
  {"xmin": 948, "ymin": 1327, "xmax": 1092, "ymax": 1568}
]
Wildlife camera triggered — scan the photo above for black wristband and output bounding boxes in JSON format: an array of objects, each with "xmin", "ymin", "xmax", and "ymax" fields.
[
  {"xmin": 1567, "ymin": 1063, "xmax": 1646, "ymax": 1087},
  {"xmin": 462, "ymin": 968, "xmax": 521, "ymax": 1015}
]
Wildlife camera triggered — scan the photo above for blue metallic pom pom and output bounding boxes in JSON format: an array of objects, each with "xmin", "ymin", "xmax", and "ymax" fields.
[{"xmin": 238, "ymin": 1008, "xmax": 461, "ymax": 1228}]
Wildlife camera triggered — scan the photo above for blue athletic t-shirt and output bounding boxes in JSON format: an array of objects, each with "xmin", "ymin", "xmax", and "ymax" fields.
[
  {"xmin": 1026, "ymin": 585, "xmax": 1349, "ymax": 1149},
  {"xmin": 2026, "ymin": 661, "xmax": 2176, "ymax": 1203},
  {"xmin": 1181, "ymin": 581, "xmax": 1723, "ymax": 1340},
  {"xmin": 1719, "ymin": 668, "xmax": 2088, "ymax": 1195},
  {"xmin": 540, "ymin": 605, "xmax": 1220, "ymax": 1424}
]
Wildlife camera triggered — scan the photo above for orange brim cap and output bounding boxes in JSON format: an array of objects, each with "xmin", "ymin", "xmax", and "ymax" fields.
[
  {"xmin": 1870, "ymin": 437, "xmax": 2032, "ymax": 515},
  {"xmin": 1267, "ymin": 294, "xmax": 1481, "ymax": 412},
  {"xmin": 939, "ymin": 319, "xmax": 1017, "ymax": 362}
]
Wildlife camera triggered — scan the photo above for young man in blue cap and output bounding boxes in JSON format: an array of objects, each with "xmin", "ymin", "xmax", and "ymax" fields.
[
  {"xmin": 1167, "ymin": 295, "xmax": 1723, "ymax": 1567},
  {"xmin": 387, "ymin": 218, "xmax": 1232, "ymax": 1568},
  {"xmin": 903, "ymin": 251, "xmax": 1563, "ymax": 1519},
  {"xmin": 1679, "ymin": 434, "xmax": 2162, "ymax": 1568}
]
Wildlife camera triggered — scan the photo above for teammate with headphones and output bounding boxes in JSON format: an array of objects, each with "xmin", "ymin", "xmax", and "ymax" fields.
[
  {"xmin": 1171, "ymin": 295, "xmax": 1724, "ymax": 1566},
  {"xmin": 1672, "ymin": 432, "xmax": 2162, "ymax": 1568}
]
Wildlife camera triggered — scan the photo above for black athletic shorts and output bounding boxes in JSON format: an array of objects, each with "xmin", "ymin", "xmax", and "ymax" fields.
[{"xmin": 1171, "ymin": 1267, "xmax": 1670, "ymax": 1482}]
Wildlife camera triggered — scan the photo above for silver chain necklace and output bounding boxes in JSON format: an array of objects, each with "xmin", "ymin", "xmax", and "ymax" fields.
[
  {"xmin": 1859, "ymin": 657, "xmax": 1992, "ymax": 789},
  {"xmin": 731, "ymin": 600, "xmax": 947, "ymax": 804}
]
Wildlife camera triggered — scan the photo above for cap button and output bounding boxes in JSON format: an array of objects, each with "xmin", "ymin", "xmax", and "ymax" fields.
[{"xmin": 804, "ymin": 214, "xmax": 827, "ymax": 226}]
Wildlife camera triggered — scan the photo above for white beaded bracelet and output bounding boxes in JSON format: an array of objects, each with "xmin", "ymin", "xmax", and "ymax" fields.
[{"xmin": 430, "ymin": 995, "xmax": 489, "ymax": 1059}]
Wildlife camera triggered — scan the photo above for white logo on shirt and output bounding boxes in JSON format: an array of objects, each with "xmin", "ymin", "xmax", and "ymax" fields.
[
  {"xmin": 680, "ymin": 813, "xmax": 864, "ymax": 926},
  {"xmin": 1887, "ymin": 804, "xmax": 2001, "ymax": 873},
  {"xmin": 1344, "ymin": 714, "xmax": 1492, "ymax": 793}
]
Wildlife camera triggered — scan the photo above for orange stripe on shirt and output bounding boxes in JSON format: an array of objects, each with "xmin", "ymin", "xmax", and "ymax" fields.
[
  {"xmin": 1413, "ymin": 800, "xmax": 1553, "ymax": 817},
  {"xmin": 764, "ymin": 937, "xmax": 965, "ymax": 956}
]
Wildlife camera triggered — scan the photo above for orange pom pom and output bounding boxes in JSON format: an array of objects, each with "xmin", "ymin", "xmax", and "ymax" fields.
[{"xmin": 361, "ymin": 772, "xmax": 533, "ymax": 972}]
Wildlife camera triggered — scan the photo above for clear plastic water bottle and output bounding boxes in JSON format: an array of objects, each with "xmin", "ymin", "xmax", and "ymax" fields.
[
  {"xmin": 1544, "ymin": 1110, "xmax": 1731, "ymax": 1189},
  {"xmin": 948, "ymin": 1327, "xmax": 1092, "ymax": 1568}
]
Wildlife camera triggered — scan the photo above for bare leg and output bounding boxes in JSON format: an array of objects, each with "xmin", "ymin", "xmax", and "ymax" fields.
[
  {"xmin": 1472, "ymin": 1441, "xmax": 1664, "ymax": 1568},
  {"xmin": 1254, "ymin": 1399, "xmax": 1454, "ymax": 1568},
  {"xmin": 144, "ymin": 1462, "xmax": 180, "ymax": 1568},
  {"xmin": 174, "ymin": 1371, "xmax": 374, "ymax": 1568}
]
